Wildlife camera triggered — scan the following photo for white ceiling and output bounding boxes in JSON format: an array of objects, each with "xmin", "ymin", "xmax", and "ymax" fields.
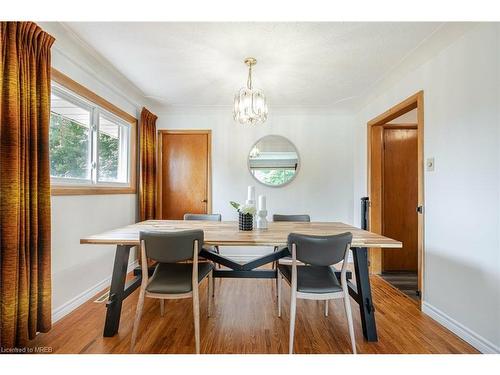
[{"xmin": 62, "ymin": 22, "xmax": 443, "ymax": 109}]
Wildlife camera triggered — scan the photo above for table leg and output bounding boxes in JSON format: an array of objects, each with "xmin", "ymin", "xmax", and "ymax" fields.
[
  {"xmin": 103, "ymin": 245, "xmax": 139, "ymax": 337},
  {"xmin": 351, "ymin": 247, "xmax": 378, "ymax": 341}
]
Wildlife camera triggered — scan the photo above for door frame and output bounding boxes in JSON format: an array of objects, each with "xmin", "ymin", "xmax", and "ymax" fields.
[
  {"xmin": 156, "ymin": 129, "xmax": 212, "ymax": 219},
  {"xmin": 367, "ymin": 91, "xmax": 424, "ymax": 305}
]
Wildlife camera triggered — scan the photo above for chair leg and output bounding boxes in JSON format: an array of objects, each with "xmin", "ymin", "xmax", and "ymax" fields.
[
  {"xmin": 275, "ymin": 276, "xmax": 279, "ymax": 297},
  {"xmin": 193, "ymin": 289, "xmax": 201, "ymax": 354},
  {"xmin": 325, "ymin": 300, "xmax": 329, "ymax": 317},
  {"xmin": 208, "ymin": 271, "xmax": 213, "ymax": 317},
  {"xmin": 277, "ymin": 273, "xmax": 282, "ymax": 317},
  {"xmin": 343, "ymin": 293, "xmax": 357, "ymax": 354},
  {"xmin": 272, "ymin": 246, "xmax": 278, "ymax": 270},
  {"xmin": 215, "ymin": 246, "xmax": 221, "ymax": 269},
  {"xmin": 130, "ymin": 289, "xmax": 145, "ymax": 352},
  {"xmin": 160, "ymin": 299, "xmax": 165, "ymax": 317},
  {"xmin": 289, "ymin": 289, "xmax": 297, "ymax": 354}
]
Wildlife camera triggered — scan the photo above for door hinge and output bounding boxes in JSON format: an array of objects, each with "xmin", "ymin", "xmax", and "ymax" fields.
[{"xmin": 416, "ymin": 205, "xmax": 423, "ymax": 214}]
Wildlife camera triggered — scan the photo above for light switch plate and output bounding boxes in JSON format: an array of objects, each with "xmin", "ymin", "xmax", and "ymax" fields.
[{"xmin": 426, "ymin": 157, "xmax": 435, "ymax": 171}]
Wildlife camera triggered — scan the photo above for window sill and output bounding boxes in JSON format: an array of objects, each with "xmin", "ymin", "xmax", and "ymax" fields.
[{"xmin": 51, "ymin": 185, "xmax": 136, "ymax": 196}]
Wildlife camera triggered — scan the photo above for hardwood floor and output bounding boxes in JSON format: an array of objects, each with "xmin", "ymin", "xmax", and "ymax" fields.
[{"xmin": 31, "ymin": 273, "xmax": 478, "ymax": 354}]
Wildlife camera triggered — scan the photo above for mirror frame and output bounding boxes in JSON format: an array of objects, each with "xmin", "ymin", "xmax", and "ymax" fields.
[{"xmin": 247, "ymin": 134, "xmax": 300, "ymax": 188}]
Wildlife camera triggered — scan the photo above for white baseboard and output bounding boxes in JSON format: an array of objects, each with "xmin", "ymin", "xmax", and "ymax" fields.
[
  {"xmin": 52, "ymin": 260, "xmax": 139, "ymax": 323},
  {"xmin": 422, "ymin": 301, "xmax": 500, "ymax": 353}
]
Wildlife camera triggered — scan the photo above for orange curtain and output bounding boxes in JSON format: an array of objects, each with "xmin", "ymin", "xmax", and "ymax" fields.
[
  {"xmin": 0, "ymin": 22, "xmax": 54, "ymax": 348},
  {"xmin": 139, "ymin": 107, "xmax": 158, "ymax": 221}
]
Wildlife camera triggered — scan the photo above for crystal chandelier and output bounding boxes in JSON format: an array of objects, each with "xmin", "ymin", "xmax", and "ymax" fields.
[{"xmin": 233, "ymin": 57, "xmax": 268, "ymax": 125}]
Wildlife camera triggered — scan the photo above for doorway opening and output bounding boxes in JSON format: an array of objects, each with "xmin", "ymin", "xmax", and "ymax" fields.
[{"xmin": 367, "ymin": 91, "xmax": 424, "ymax": 306}]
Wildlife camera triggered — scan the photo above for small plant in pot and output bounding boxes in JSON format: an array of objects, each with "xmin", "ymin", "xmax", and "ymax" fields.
[{"xmin": 230, "ymin": 201, "xmax": 256, "ymax": 231}]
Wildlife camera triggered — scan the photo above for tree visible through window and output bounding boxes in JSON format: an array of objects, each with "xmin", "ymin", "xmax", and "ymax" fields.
[
  {"xmin": 49, "ymin": 112, "xmax": 89, "ymax": 179},
  {"xmin": 98, "ymin": 131, "xmax": 119, "ymax": 180},
  {"xmin": 49, "ymin": 84, "xmax": 130, "ymax": 186},
  {"xmin": 253, "ymin": 169, "xmax": 296, "ymax": 185}
]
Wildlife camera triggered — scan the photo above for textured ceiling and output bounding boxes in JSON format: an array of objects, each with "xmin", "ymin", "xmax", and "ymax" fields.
[{"xmin": 62, "ymin": 22, "xmax": 442, "ymax": 109}]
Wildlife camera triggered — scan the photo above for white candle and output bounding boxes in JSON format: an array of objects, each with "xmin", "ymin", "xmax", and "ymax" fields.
[
  {"xmin": 247, "ymin": 186, "xmax": 255, "ymax": 202},
  {"xmin": 258, "ymin": 195, "xmax": 266, "ymax": 211}
]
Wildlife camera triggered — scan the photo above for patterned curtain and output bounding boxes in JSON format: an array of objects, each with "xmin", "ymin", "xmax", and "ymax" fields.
[
  {"xmin": 0, "ymin": 22, "xmax": 54, "ymax": 348},
  {"xmin": 139, "ymin": 107, "xmax": 158, "ymax": 221}
]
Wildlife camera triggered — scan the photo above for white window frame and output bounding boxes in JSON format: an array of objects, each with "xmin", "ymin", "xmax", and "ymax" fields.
[{"xmin": 50, "ymin": 78, "xmax": 136, "ymax": 195}]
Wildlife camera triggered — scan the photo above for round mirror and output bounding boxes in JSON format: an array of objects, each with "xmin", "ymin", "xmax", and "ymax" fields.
[{"xmin": 248, "ymin": 135, "xmax": 299, "ymax": 187}]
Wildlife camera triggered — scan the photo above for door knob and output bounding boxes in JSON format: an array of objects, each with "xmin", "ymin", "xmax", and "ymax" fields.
[{"xmin": 202, "ymin": 199, "xmax": 208, "ymax": 203}]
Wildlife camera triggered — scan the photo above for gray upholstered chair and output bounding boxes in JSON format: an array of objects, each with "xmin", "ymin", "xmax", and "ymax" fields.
[
  {"xmin": 272, "ymin": 214, "xmax": 311, "ymax": 269},
  {"xmin": 273, "ymin": 214, "xmax": 311, "ymax": 222},
  {"xmin": 183, "ymin": 213, "xmax": 222, "ymax": 221},
  {"xmin": 277, "ymin": 232, "xmax": 356, "ymax": 354},
  {"xmin": 184, "ymin": 213, "xmax": 222, "ymax": 273},
  {"xmin": 130, "ymin": 230, "xmax": 214, "ymax": 354}
]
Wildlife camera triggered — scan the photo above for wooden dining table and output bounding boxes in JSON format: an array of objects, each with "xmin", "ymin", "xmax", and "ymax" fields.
[{"xmin": 81, "ymin": 220, "xmax": 401, "ymax": 342}]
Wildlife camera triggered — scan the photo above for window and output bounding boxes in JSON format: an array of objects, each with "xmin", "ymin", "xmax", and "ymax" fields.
[{"xmin": 49, "ymin": 70, "xmax": 136, "ymax": 195}]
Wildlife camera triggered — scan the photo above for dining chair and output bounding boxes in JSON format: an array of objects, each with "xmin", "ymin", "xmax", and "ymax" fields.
[
  {"xmin": 184, "ymin": 213, "xmax": 222, "ymax": 255},
  {"xmin": 277, "ymin": 232, "xmax": 356, "ymax": 354},
  {"xmin": 272, "ymin": 214, "xmax": 310, "ymax": 262},
  {"xmin": 272, "ymin": 214, "xmax": 311, "ymax": 276},
  {"xmin": 184, "ymin": 213, "xmax": 222, "ymax": 276},
  {"xmin": 130, "ymin": 230, "xmax": 214, "ymax": 354},
  {"xmin": 272, "ymin": 214, "xmax": 311, "ymax": 223}
]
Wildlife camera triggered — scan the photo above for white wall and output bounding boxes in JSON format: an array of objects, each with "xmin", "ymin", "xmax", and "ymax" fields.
[
  {"xmin": 354, "ymin": 24, "xmax": 500, "ymax": 353},
  {"xmin": 153, "ymin": 107, "xmax": 356, "ymax": 257},
  {"xmin": 39, "ymin": 22, "xmax": 150, "ymax": 322}
]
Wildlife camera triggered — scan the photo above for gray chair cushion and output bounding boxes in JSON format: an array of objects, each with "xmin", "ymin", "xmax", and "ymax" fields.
[
  {"xmin": 146, "ymin": 262, "xmax": 214, "ymax": 294},
  {"xmin": 184, "ymin": 213, "xmax": 221, "ymax": 221},
  {"xmin": 273, "ymin": 214, "xmax": 310, "ymax": 222},
  {"xmin": 288, "ymin": 232, "xmax": 352, "ymax": 266},
  {"xmin": 278, "ymin": 264, "xmax": 342, "ymax": 294},
  {"xmin": 140, "ymin": 230, "xmax": 204, "ymax": 263}
]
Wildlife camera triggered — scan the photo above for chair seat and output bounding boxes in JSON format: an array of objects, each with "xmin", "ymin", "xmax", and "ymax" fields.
[
  {"xmin": 278, "ymin": 264, "xmax": 342, "ymax": 294},
  {"xmin": 147, "ymin": 262, "xmax": 213, "ymax": 294}
]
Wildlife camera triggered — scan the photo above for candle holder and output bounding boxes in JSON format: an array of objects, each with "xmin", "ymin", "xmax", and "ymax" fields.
[{"xmin": 256, "ymin": 209, "xmax": 268, "ymax": 230}]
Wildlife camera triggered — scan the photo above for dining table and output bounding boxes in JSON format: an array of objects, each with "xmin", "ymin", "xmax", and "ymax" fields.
[{"xmin": 80, "ymin": 220, "xmax": 401, "ymax": 342}]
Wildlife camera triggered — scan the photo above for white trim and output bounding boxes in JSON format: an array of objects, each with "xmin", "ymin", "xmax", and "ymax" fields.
[
  {"xmin": 52, "ymin": 260, "xmax": 139, "ymax": 323},
  {"xmin": 422, "ymin": 301, "xmax": 500, "ymax": 354}
]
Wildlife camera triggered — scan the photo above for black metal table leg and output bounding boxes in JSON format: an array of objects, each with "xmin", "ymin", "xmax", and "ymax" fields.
[
  {"xmin": 103, "ymin": 244, "xmax": 140, "ymax": 337},
  {"xmin": 351, "ymin": 247, "xmax": 378, "ymax": 341}
]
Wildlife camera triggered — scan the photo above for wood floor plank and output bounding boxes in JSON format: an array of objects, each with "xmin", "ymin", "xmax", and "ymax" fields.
[{"xmin": 30, "ymin": 274, "xmax": 478, "ymax": 354}]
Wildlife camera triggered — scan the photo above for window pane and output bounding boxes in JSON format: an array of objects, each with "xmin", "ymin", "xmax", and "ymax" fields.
[
  {"xmin": 98, "ymin": 115, "xmax": 129, "ymax": 183},
  {"xmin": 49, "ymin": 93, "xmax": 91, "ymax": 180}
]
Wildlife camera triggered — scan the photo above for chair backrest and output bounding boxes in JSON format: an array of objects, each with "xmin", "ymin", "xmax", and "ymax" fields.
[
  {"xmin": 184, "ymin": 213, "xmax": 222, "ymax": 221},
  {"xmin": 273, "ymin": 214, "xmax": 311, "ymax": 222},
  {"xmin": 140, "ymin": 230, "xmax": 204, "ymax": 263},
  {"xmin": 288, "ymin": 232, "xmax": 352, "ymax": 266}
]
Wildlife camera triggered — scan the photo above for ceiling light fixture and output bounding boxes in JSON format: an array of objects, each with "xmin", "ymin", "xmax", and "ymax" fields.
[{"xmin": 233, "ymin": 57, "xmax": 268, "ymax": 125}]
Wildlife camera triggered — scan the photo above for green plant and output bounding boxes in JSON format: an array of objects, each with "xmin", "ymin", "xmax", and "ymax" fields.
[
  {"xmin": 229, "ymin": 201, "xmax": 255, "ymax": 215},
  {"xmin": 230, "ymin": 201, "xmax": 241, "ymax": 211}
]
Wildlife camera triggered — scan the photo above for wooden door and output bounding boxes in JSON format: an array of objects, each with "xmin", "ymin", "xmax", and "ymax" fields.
[
  {"xmin": 382, "ymin": 127, "xmax": 418, "ymax": 272},
  {"xmin": 159, "ymin": 131, "xmax": 211, "ymax": 219}
]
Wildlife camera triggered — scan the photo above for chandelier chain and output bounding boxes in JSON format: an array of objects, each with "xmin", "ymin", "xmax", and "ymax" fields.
[{"xmin": 247, "ymin": 64, "xmax": 253, "ymax": 90}]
